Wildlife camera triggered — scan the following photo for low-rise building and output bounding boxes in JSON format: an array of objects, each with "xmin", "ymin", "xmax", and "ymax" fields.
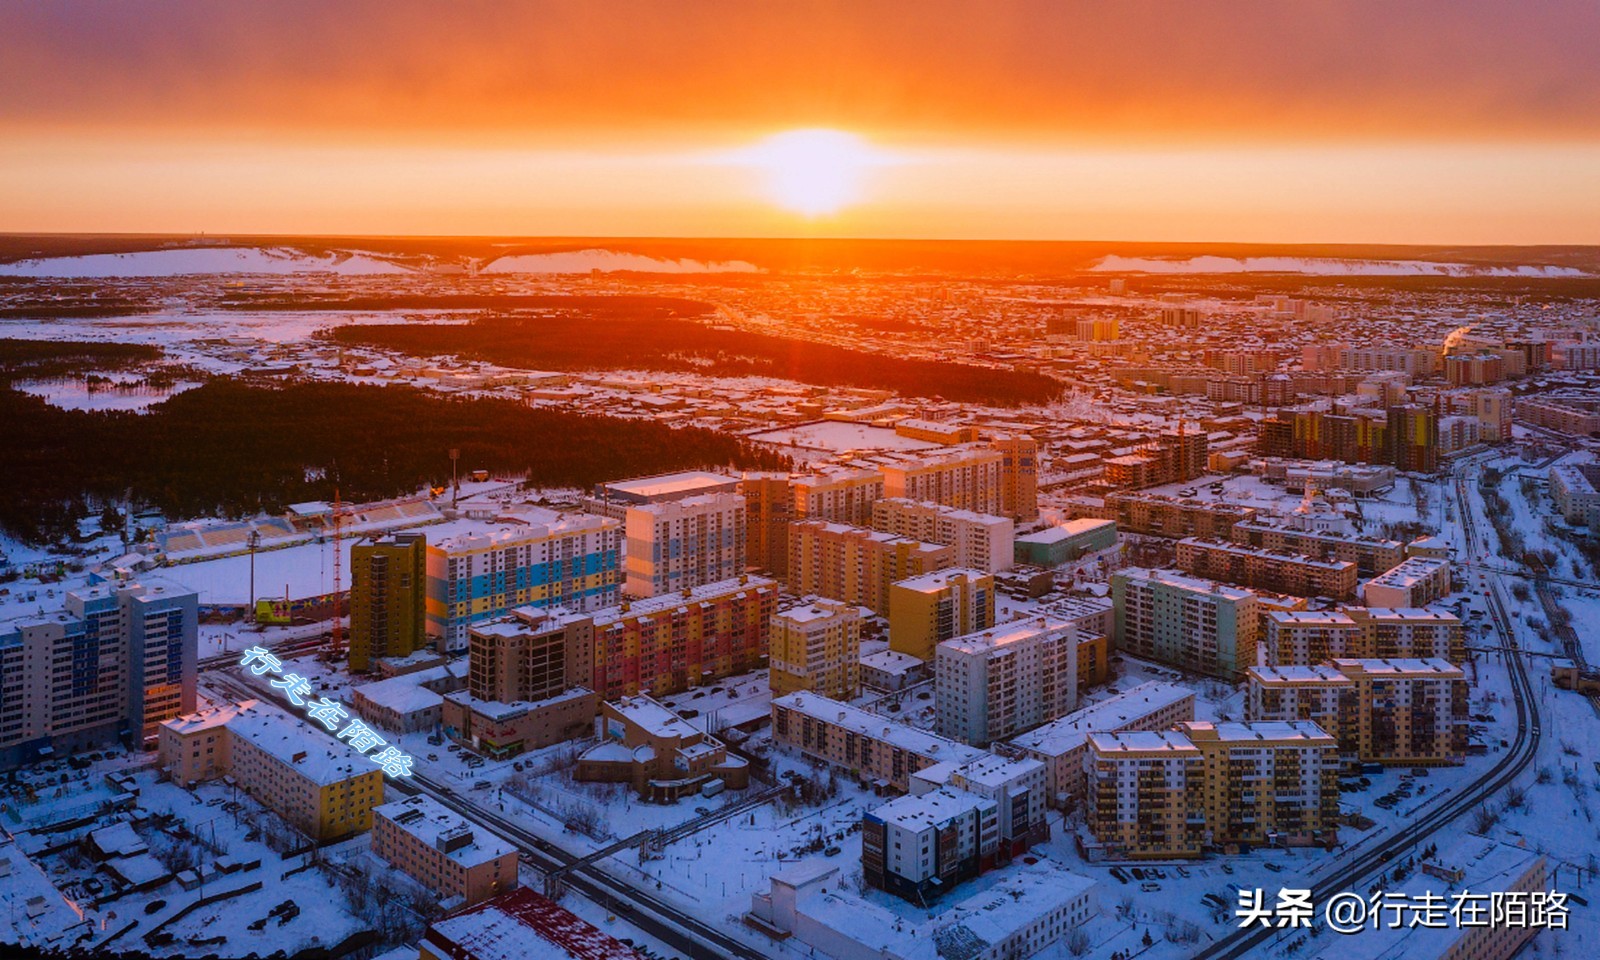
[
  {"xmin": 441, "ymin": 687, "xmax": 598, "ymax": 759},
  {"xmin": 1361, "ymin": 556, "xmax": 1452, "ymax": 608},
  {"xmin": 748, "ymin": 861, "xmax": 1097, "ymax": 960},
  {"xmin": 1550, "ymin": 462, "xmax": 1600, "ymax": 528},
  {"xmin": 771, "ymin": 693, "xmax": 985, "ymax": 792},
  {"xmin": 1013, "ymin": 519, "xmax": 1117, "ymax": 569},
  {"xmin": 373, "ymin": 795, "xmax": 518, "ymax": 908},
  {"xmin": 576, "ymin": 696, "xmax": 748, "ymax": 801},
  {"xmin": 859, "ymin": 649, "xmax": 929, "ymax": 692},
  {"xmin": 160, "ymin": 704, "xmax": 384, "ymax": 842},
  {"xmin": 419, "ymin": 887, "xmax": 647, "ymax": 960}
]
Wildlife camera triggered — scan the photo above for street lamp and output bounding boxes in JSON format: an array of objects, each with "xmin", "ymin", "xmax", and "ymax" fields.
[{"xmin": 450, "ymin": 448, "xmax": 460, "ymax": 508}]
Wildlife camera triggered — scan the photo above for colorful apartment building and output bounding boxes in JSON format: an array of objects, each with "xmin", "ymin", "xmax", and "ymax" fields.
[
  {"xmin": 589, "ymin": 576, "xmax": 778, "ymax": 700},
  {"xmin": 769, "ymin": 599, "xmax": 863, "ymax": 700},
  {"xmin": 1, "ymin": 579, "xmax": 197, "ymax": 768},
  {"xmin": 425, "ymin": 516, "xmax": 621, "ymax": 652},
  {"xmin": 349, "ymin": 532, "xmax": 428, "ymax": 672},
  {"xmin": 623, "ymin": 492, "xmax": 747, "ymax": 598},
  {"xmin": 887, "ymin": 568, "xmax": 995, "ymax": 661},
  {"xmin": 788, "ymin": 520, "xmax": 953, "ymax": 615}
]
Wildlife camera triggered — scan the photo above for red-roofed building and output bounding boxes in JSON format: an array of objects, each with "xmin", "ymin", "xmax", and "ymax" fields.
[{"xmin": 419, "ymin": 887, "xmax": 646, "ymax": 960}]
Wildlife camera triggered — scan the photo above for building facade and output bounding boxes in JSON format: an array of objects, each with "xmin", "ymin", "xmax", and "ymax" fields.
[
  {"xmin": 349, "ymin": 532, "xmax": 428, "ymax": 673},
  {"xmin": 769, "ymin": 599, "xmax": 863, "ymax": 700},
  {"xmin": 1111, "ymin": 568, "xmax": 1259, "ymax": 680},
  {"xmin": 788, "ymin": 521, "xmax": 954, "ymax": 615},
  {"xmin": 935, "ymin": 616, "xmax": 1079, "ymax": 746},
  {"xmin": 426, "ymin": 516, "xmax": 621, "ymax": 652},
  {"xmin": 623, "ymin": 492, "xmax": 747, "ymax": 598},
  {"xmin": 887, "ymin": 568, "xmax": 996, "ymax": 661},
  {"xmin": 870, "ymin": 498, "xmax": 1015, "ymax": 573},
  {"xmin": 373, "ymin": 795, "xmax": 518, "ymax": 908}
]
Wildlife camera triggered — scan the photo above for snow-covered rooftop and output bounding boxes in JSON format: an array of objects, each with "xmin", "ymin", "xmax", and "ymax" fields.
[{"xmin": 375, "ymin": 795, "xmax": 516, "ymax": 870}]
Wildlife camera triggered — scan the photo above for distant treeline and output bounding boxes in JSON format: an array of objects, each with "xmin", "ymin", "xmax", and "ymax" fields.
[
  {"xmin": 0, "ymin": 338, "xmax": 162, "ymax": 383},
  {"xmin": 0, "ymin": 378, "xmax": 789, "ymax": 543},
  {"xmin": 331, "ymin": 310, "xmax": 1064, "ymax": 406}
]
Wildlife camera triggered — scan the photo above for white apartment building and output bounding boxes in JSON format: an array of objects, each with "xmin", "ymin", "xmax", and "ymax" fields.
[
  {"xmin": 870, "ymin": 497, "xmax": 1015, "ymax": 573},
  {"xmin": 935, "ymin": 615, "xmax": 1078, "ymax": 745},
  {"xmin": 624, "ymin": 492, "xmax": 747, "ymax": 598}
]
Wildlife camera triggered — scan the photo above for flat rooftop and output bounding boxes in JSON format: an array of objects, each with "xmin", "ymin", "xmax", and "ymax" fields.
[
  {"xmin": 774, "ymin": 693, "xmax": 986, "ymax": 765},
  {"xmin": 597, "ymin": 471, "xmax": 738, "ymax": 501},
  {"xmin": 1009, "ymin": 681, "xmax": 1195, "ymax": 757},
  {"xmin": 375, "ymin": 795, "xmax": 515, "ymax": 869}
]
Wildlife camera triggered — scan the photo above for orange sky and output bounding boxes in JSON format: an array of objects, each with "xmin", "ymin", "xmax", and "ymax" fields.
[{"xmin": 4, "ymin": 1, "xmax": 1599, "ymax": 242}]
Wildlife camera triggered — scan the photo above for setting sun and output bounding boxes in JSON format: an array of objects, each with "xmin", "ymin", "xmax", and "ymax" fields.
[{"xmin": 746, "ymin": 129, "xmax": 881, "ymax": 218}]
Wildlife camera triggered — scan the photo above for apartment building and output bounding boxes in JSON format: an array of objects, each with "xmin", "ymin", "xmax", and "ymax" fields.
[
  {"xmin": 425, "ymin": 516, "xmax": 621, "ymax": 651},
  {"xmin": 870, "ymin": 498, "xmax": 1015, "ymax": 573},
  {"xmin": 1231, "ymin": 516, "xmax": 1404, "ymax": 577},
  {"xmin": 1551, "ymin": 462, "xmax": 1600, "ymax": 528},
  {"xmin": 1083, "ymin": 720, "xmax": 1340, "ymax": 859},
  {"xmin": 990, "ymin": 434, "xmax": 1041, "ymax": 522},
  {"xmin": 623, "ymin": 492, "xmax": 747, "ymax": 598},
  {"xmin": 935, "ymin": 616, "xmax": 1079, "ymax": 746},
  {"xmin": 1517, "ymin": 392, "xmax": 1600, "ymax": 435},
  {"xmin": 791, "ymin": 467, "xmax": 885, "ymax": 526},
  {"xmin": 1008, "ymin": 681, "xmax": 1195, "ymax": 808},
  {"xmin": 1361, "ymin": 556, "xmax": 1452, "ymax": 608},
  {"xmin": 862, "ymin": 787, "xmax": 999, "ymax": 903},
  {"xmin": 788, "ymin": 520, "xmax": 953, "ymax": 615},
  {"xmin": 769, "ymin": 599, "xmax": 863, "ymax": 700},
  {"xmin": 440, "ymin": 687, "xmax": 598, "ymax": 759},
  {"xmin": 373, "ymin": 795, "xmax": 518, "ymax": 908},
  {"xmin": 737, "ymin": 473, "xmax": 793, "ymax": 577},
  {"xmin": 771, "ymin": 693, "xmax": 986, "ymax": 792},
  {"xmin": 1100, "ymin": 492, "xmax": 1255, "ymax": 539},
  {"xmin": 1175, "ymin": 537, "xmax": 1359, "ymax": 599},
  {"xmin": 1334, "ymin": 658, "xmax": 1467, "ymax": 765},
  {"xmin": 589, "ymin": 576, "xmax": 777, "ymax": 700},
  {"xmin": 1, "ymin": 579, "xmax": 198, "ymax": 768},
  {"xmin": 160, "ymin": 706, "xmax": 383, "ymax": 841},
  {"xmin": 887, "ymin": 568, "xmax": 995, "ymax": 661},
  {"xmin": 912, "ymin": 755, "xmax": 1051, "ymax": 859},
  {"xmin": 1083, "ymin": 730, "xmax": 1206, "ymax": 859},
  {"xmin": 1264, "ymin": 607, "xmax": 1464, "ymax": 665},
  {"xmin": 419, "ymin": 888, "xmax": 648, "ymax": 960},
  {"xmin": 1111, "ymin": 568, "xmax": 1260, "ymax": 681},
  {"xmin": 1244, "ymin": 664, "xmax": 1356, "ymax": 759},
  {"xmin": 877, "ymin": 445, "xmax": 1006, "ymax": 516},
  {"xmin": 349, "ymin": 532, "xmax": 428, "ymax": 672}
]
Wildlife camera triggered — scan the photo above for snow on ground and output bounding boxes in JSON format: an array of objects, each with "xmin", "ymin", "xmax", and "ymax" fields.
[
  {"xmin": 14, "ymin": 375, "xmax": 203, "ymax": 413},
  {"xmin": 0, "ymin": 247, "xmax": 414, "ymax": 278},
  {"xmin": 744, "ymin": 420, "xmax": 942, "ymax": 456},
  {"xmin": 483, "ymin": 250, "xmax": 759, "ymax": 274},
  {"xmin": 1089, "ymin": 255, "xmax": 1590, "ymax": 278}
]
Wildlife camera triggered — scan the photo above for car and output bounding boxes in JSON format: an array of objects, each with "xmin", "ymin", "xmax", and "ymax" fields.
[
  {"xmin": 144, "ymin": 899, "xmax": 167, "ymax": 915},
  {"xmin": 824, "ymin": 846, "xmax": 842, "ymax": 857},
  {"xmin": 472, "ymin": 780, "xmax": 493, "ymax": 790},
  {"xmin": 694, "ymin": 806, "xmax": 711, "ymax": 816},
  {"xmin": 1140, "ymin": 881, "xmax": 1161, "ymax": 892},
  {"xmin": 427, "ymin": 753, "xmax": 438, "ymax": 761},
  {"xmin": 1109, "ymin": 867, "xmax": 1130, "ymax": 884},
  {"xmin": 1220, "ymin": 863, "xmax": 1234, "ymax": 875},
  {"xmin": 1131, "ymin": 867, "xmax": 1146, "ymax": 880},
  {"xmin": 1264, "ymin": 862, "xmax": 1284, "ymax": 873}
]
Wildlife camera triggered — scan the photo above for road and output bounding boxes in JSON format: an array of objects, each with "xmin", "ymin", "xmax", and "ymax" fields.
[
  {"xmin": 202, "ymin": 668, "xmax": 773, "ymax": 960},
  {"xmin": 1190, "ymin": 466, "xmax": 1542, "ymax": 959}
]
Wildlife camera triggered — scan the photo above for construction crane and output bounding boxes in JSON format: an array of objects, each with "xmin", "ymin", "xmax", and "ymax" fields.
[{"xmin": 325, "ymin": 486, "xmax": 346, "ymax": 662}]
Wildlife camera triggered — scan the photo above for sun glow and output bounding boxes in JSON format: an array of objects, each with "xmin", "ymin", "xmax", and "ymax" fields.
[{"xmin": 747, "ymin": 129, "xmax": 881, "ymax": 217}]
